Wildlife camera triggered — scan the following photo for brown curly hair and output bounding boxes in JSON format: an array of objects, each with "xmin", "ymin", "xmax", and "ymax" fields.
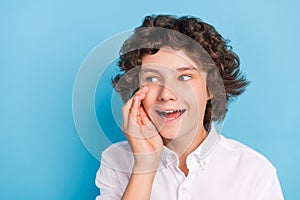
[{"xmin": 113, "ymin": 14, "xmax": 249, "ymax": 130}]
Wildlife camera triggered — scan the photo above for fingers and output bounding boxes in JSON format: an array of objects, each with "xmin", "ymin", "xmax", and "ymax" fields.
[
  {"xmin": 122, "ymin": 97, "xmax": 133, "ymax": 126},
  {"xmin": 128, "ymin": 86, "xmax": 148, "ymax": 118},
  {"xmin": 122, "ymin": 86, "xmax": 149, "ymax": 126},
  {"xmin": 139, "ymin": 106, "xmax": 151, "ymax": 126},
  {"xmin": 129, "ymin": 96, "xmax": 142, "ymax": 119}
]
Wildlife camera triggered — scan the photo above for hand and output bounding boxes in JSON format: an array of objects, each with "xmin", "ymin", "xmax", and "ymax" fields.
[{"xmin": 122, "ymin": 86, "xmax": 163, "ymax": 172}]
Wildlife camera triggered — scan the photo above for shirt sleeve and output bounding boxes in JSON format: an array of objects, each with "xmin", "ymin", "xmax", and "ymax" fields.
[
  {"xmin": 257, "ymin": 172, "xmax": 285, "ymax": 200},
  {"xmin": 95, "ymin": 157, "xmax": 124, "ymax": 200}
]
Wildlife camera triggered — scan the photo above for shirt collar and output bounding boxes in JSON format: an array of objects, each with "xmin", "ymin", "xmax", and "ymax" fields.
[{"xmin": 159, "ymin": 123, "xmax": 220, "ymax": 168}]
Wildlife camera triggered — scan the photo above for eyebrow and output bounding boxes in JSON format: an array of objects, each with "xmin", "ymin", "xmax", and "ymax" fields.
[
  {"xmin": 176, "ymin": 66, "xmax": 197, "ymax": 72},
  {"xmin": 140, "ymin": 68, "xmax": 160, "ymax": 74},
  {"xmin": 141, "ymin": 66, "xmax": 197, "ymax": 74}
]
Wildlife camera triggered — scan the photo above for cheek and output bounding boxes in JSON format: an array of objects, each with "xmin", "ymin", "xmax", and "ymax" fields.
[
  {"xmin": 141, "ymin": 86, "xmax": 158, "ymax": 112},
  {"xmin": 141, "ymin": 98, "xmax": 151, "ymax": 113},
  {"xmin": 185, "ymin": 84, "xmax": 209, "ymax": 108}
]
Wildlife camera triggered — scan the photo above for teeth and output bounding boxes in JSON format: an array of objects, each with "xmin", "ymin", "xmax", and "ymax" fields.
[
  {"xmin": 164, "ymin": 109, "xmax": 181, "ymax": 113},
  {"xmin": 165, "ymin": 110, "xmax": 176, "ymax": 113},
  {"xmin": 156, "ymin": 109, "xmax": 186, "ymax": 116},
  {"xmin": 156, "ymin": 109, "xmax": 186, "ymax": 120}
]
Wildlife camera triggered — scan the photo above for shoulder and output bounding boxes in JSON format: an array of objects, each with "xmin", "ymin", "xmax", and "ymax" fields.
[
  {"xmin": 100, "ymin": 141, "xmax": 134, "ymax": 173},
  {"xmin": 212, "ymin": 135, "xmax": 283, "ymax": 198},
  {"xmin": 216, "ymin": 135, "xmax": 277, "ymax": 174},
  {"xmin": 102, "ymin": 141, "xmax": 132, "ymax": 156}
]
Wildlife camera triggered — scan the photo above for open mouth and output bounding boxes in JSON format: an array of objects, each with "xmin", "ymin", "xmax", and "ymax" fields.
[{"xmin": 156, "ymin": 109, "xmax": 186, "ymax": 121}]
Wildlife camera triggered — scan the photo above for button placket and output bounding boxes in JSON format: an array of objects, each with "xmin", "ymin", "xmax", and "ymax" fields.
[
  {"xmin": 179, "ymin": 176, "xmax": 194, "ymax": 200},
  {"xmin": 181, "ymin": 186, "xmax": 188, "ymax": 193},
  {"xmin": 179, "ymin": 183, "xmax": 190, "ymax": 200}
]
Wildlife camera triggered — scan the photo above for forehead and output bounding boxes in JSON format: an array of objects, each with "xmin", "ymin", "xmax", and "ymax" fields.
[{"xmin": 141, "ymin": 47, "xmax": 198, "ymax": 70}]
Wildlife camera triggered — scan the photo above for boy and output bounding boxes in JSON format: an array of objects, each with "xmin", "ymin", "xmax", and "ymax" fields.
[{"xmin": 95, "ymin": 15, "xmax": 284, "ymax": 200}]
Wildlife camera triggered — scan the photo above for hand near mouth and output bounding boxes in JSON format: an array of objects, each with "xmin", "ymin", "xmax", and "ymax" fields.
[{"xmin": 122, "ymin": 86, "xmax": 163, "ymax": 173}]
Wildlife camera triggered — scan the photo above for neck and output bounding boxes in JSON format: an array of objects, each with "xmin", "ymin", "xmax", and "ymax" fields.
[{"xmin": 163, "ymin": 126, "xmax": 208, "ymax": 160}]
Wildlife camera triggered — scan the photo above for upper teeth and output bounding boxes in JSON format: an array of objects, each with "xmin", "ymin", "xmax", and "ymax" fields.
[
  {"xmin": 164, "ymin": 110, "xmax": 180, "ymax": 113},
  {"xmin": 162, "ymin": 109, "xmax": 184, "ymax": 114}
]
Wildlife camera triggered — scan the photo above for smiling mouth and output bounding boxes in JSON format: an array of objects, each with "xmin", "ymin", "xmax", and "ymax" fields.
[{"xmin": 156, "ymin": 109, "xmax": 186, "ymax": 121}]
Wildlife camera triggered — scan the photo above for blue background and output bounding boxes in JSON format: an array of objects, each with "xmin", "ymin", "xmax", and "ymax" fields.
[{"xmin": 1, "ymin": 0, "xmax": 299, "ymax": 199}]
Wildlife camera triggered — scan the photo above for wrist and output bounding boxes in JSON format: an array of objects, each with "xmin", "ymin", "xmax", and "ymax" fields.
[{"xmin": 133, "ymin": 152, "xmax": 161, "ymax": 173}]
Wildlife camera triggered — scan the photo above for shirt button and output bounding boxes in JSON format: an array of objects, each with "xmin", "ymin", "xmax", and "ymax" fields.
[
  {"xmin": 202, "ymin": 160, "xmax": 207, "ymax": 166},
  {"xmin": 181, "ymin": 187, "xmax": 188, "ymax": 193}
]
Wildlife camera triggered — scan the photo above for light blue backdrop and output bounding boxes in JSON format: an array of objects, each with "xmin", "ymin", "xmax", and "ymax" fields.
[{"xmin": 1, "ymin": 0, "xmax": 299, "ymax": 199}]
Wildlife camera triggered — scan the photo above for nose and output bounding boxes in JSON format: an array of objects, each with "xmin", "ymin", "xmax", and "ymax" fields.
[{"xmin": 158, "ymin": 85, "xmax": 177, "ymax": 102}]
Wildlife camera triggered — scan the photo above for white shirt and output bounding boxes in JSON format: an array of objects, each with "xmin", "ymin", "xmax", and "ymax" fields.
[{"xmin": 95, "ymin": 126, "xmax": 284, "ymax": 200}]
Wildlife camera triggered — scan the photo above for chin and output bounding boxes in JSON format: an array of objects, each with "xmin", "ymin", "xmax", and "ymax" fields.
[
  {"xmin": 159, "ymin": 126, "xmax": 190, "ymax": 140},
  {"xmin": 157, "ymin": 126, "xmax": 179, "ymax": 139}
]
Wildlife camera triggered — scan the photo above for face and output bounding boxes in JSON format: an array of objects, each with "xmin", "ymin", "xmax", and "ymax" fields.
[{"xmin": 139, "ymin": 47, "xmax": 212, "ymax": 142}]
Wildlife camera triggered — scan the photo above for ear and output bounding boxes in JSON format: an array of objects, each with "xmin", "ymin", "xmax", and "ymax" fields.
[{"xmin": 206, "ymin": 88, "xmax": 213, "ymax": 100}]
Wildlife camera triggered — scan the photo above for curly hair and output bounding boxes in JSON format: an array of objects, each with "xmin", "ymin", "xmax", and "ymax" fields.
[{"xmin": 113, "ymin": 14, "xmax": 249, "ymax": 130}]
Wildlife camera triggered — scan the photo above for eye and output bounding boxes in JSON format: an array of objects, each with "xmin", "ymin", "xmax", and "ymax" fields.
[
  {"xmin": 145, "ymin": 76, "xmax": 160, "ymax": 83},
  {"xmin": 178, "ymin": 74, "xmax": 192, "ymax": 81}
]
